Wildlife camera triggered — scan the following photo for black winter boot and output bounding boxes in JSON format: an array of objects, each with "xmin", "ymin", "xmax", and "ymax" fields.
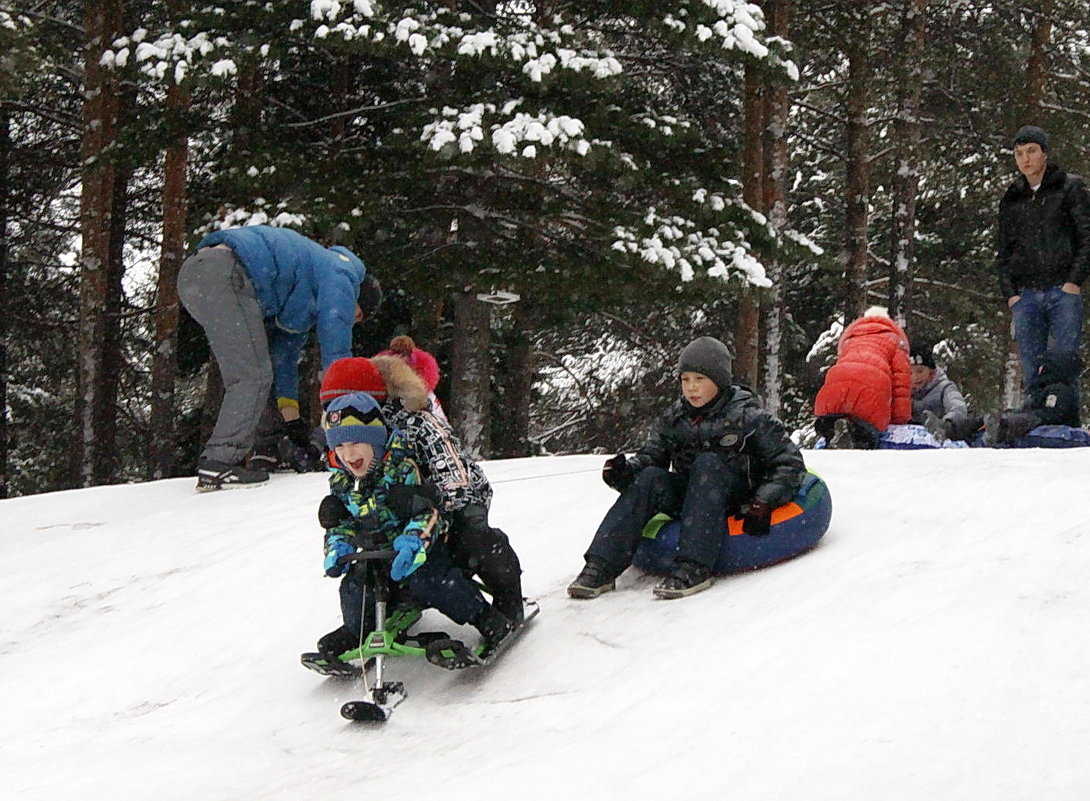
[
  {"xmin": 492, "ymin": 592, "xmax": 526, "ymax": 625},
  {"xmin": 471, "ymin": 605, "xmax": 514, "ymax": 658},
  {"xmin": 567, "ymin": 557, "xmax": 616, "ymax": 599},
  {"xmin": 196, "ymin": 457, "xmax": 269, "ymax": 491},
  {"xmin": 653, "ymin": 559, "xmax": 714, "ymax": 599},
  {"xmin": 317, "ymin": 625, "xmax": 361, "ymax": 659}
]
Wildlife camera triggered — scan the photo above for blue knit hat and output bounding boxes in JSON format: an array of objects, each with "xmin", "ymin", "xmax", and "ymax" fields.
[{"xmin": 323, "ymin": 392, "xmax": 388, "ymax": 457}]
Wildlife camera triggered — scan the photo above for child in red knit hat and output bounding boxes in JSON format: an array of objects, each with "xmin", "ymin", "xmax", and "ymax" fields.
[
  {"xmin": 318, "ymin": 356, "xmax": 525, "ymax": 624},
  {"xmin": 319, "ymin": 357, "xmax": 389, "ymax": 406}
]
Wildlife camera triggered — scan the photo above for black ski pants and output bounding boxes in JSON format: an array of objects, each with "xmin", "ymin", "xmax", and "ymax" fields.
[
  {"xmin": 585, "ymin": 452, "xmax": 748, "ymax": 576},
  {"xmin": 447, "ymin": 504, "xmax": 524, "ymax": 621}
]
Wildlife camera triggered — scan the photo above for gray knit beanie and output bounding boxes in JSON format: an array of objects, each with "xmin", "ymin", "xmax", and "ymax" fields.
[
  {"xmin": 1012, "ymin": 125, "xmax": 1049, "ymax": 152},
  {"xmin": 677, "ymin": 336, "xmax": 733, "ymax": 391}
]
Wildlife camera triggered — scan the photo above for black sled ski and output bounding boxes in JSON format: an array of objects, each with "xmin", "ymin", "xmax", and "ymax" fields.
[
  {"xmin": 300, "ymin": 652, "xmax": 365, "ymax": 678},
  {"xmin": 425, "ymin": 600, "xmax": 540, "ymax": 670},
  {"xmin": 340, "ymin": 681, "xmax": 407, "ymax": 722}
]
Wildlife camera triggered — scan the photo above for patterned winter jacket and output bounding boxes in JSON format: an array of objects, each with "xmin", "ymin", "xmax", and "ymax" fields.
[
  {"xmin": 322, "ymin": 430, "xmax": 444, "ymax": 559},
  {"xmin": 381, "ymin": 401, "xmax": 492, "ymax": 511},
  {"xmin": 626, "ymin": 385, "xmax": 806, "ymax": 510},
  {"xmin": 196, "ymin": 225, "xmax": 367, "ymax": 401}
]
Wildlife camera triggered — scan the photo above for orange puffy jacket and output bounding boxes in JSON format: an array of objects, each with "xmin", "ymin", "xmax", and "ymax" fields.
[{"xmin": 814, "ymin": 313, "xmax": 912, "ymax": 432}]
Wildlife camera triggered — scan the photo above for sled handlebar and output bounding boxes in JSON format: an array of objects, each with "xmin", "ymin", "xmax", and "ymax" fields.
[{"xmin": 337, "ymin": 549, "xmax": 396, "ymax": 565}]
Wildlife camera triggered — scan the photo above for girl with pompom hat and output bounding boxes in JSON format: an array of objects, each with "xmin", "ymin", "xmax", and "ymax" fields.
[{"xmin": 376, "ymin": 335, "xmax": 447, "ymax": 421}]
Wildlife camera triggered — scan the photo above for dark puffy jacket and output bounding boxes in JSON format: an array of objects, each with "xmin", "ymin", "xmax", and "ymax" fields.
[
  {"xmin": 995, "ymin": 163, "xmax": 1090, "ymax": 298},
  {"xmin": 1022, "ymin": 349, "xmax": 1082, "ymax": 427},
  {"xmin": 627, "ymin": 385, "xmax": 806, "ymax": 509}
]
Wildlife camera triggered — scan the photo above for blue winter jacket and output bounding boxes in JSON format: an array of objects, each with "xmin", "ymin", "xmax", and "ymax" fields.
[{"xmin": 196, "ymin": 225, "xmax": 367, "ymax": 400}]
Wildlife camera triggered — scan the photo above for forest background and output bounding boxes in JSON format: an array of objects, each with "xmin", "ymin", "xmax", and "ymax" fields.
[{"xmin": 1, "ymin": 0, "xmax": 1089, "ymax": 497}]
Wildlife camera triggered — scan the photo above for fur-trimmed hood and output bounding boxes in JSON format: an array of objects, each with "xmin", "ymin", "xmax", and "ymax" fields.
[{"xmin": 371, "ymin": 354, "xmax": 429, "ymax": 412}]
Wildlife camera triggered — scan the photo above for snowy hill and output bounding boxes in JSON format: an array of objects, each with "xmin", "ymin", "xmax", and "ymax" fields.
[{"xmin": 2, "ymin": 449, "xmax": 1089, "ymax": 801}]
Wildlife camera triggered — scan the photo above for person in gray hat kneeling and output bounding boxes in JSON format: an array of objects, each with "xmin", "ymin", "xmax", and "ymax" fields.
[{"xmin": 567, "ymin": 336, "xmax": 806, "ymax": 600}]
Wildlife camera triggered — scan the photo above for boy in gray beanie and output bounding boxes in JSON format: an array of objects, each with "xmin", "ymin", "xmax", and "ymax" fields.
[{"xmin": 568, "ymin": 336, "xmax": 806, "ymax": 599}]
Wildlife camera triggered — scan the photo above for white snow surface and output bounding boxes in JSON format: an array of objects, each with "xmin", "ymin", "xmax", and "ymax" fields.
[{"xmin": 2, "ymin": 449, "xmax": 1089, "ymax": 800}]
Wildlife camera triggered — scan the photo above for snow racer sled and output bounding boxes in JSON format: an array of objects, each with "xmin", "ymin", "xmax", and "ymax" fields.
[{"xmin": 301, "ymin": 547, "xmax": 536, "ymax": 723}]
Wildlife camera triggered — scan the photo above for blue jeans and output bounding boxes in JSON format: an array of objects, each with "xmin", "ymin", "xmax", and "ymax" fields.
[{"xmin": 1011, "ymin": 286, "xmax": 1083, "ymax": 392}]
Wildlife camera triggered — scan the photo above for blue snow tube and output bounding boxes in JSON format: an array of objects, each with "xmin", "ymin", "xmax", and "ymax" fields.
[
  {"xmin": 993, "ymin": 424, "xmax": 1090, "ymax": 449},
  {"xmin": 632, "ymin": 470, "xmax": 832, "ymax": 575}
]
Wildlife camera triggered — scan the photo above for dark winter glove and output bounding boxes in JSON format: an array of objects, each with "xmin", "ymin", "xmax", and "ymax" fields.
[
  {"xmin": 323, "ymin": 537, "xmax": 356, "ymax": 577},
  {"xmin": 742, "ymin": 500, "xmax": 773, "ymax": 537},
  {"xmin": 283, "ymin": 418, "xmax": 312, "ymax": 449},
  {"xmin": 390, "ymin": 534, "xmax": 427, "ymax": 581},
  {"xmin": 602, "ymin": 454, "xmax": 635, "ymax": 492},
  {"xmin": 318, "ymin": 495, "xmax": 353, "ymax": 529},
  {"xmin": 282, "ymin": 419, "xmax": 323, "ymax": 472},
  {"xmin": 388, "ymin": 482, "xmax": 443, "ymax": 519},
  {"xmin": 358, "ymin": 274, "xmax": 383, "ymax": 320}
]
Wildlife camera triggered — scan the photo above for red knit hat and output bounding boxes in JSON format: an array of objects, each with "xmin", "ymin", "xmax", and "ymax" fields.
[
  {"xmin": 377, "ymin": 335, "xmax": 440, "ymax": 392},
  {"xmin": 320, "ymin": 357, "xmax": 388, "ymax": 407}
]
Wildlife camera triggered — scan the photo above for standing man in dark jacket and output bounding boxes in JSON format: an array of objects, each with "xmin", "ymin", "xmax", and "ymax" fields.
[
  {"xmin": 567, "ymin": 336, "xmax": 806, "ymax": 600},
  {"xmin": 995, "ymin": 125, "xmax": 1090, "ymax": 394}
]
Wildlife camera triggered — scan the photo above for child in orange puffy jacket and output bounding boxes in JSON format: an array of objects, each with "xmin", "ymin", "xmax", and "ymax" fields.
[{"xmin": 813, "ymin": 307, "xmax": 912, "ymax": 448}]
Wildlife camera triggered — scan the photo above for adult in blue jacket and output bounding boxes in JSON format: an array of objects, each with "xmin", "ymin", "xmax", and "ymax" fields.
[{"xmin": 177, "ymin": 225, "xmax": 376, "ymax": 490}]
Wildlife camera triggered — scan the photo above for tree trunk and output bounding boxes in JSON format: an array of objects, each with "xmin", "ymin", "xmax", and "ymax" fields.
[
  {"xmin": 842, "ymin": 24, "xmax": 872, "ymax": 321},
  {"xmin": 888, "ymin": 0, "xmax": 928, "ymax": 327},
  {"xmin": 493, "ymin": 306, "xmax": 533, "ymax": 458},
  {"xmin": 0, "ymin": 110, "xmax": 9, "ymax": 499},
  {"xmin": 79, "ymin": 0, "xmax": 126, "ymax": 486},
  {"xmin": 1003, "ymin": 0, "xmax": 1055, "ymax": 402},
  {"xmin": 449, "ymin": 289, "xmax": 491, "ymax": 459},
  {"xmin": 1023, "ymin": 0, "xmax": 1054, "ymax": 117},
  {"xmin": 734, "ymin": 61, "xmax": 765, "ymax": 388},
  {"xmin": 759, "ymin": 0, "xmax": 790, "ymax": 414},
  {"xmin": 149, "ymin": 76, "xmax": 190, "ymax": 479},
  {"xmin": 1003, "ymin": 317, "xmax": 1021, "ymax": 409}
]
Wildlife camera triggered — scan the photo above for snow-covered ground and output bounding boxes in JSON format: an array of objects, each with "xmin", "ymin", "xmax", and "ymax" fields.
[{"xmin": 2, "ymin": 449, "xmax": 1088, "ymax": 800}]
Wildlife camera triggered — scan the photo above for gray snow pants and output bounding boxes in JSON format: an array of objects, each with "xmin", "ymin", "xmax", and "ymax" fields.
[{"xmin": 177, "ymin": 246, "xmax": 272, "ymax": 465}]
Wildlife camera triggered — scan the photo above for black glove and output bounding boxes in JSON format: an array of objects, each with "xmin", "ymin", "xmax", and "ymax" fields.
[
  {"xmin": 318, "ymin": 495, "xmax": 354, "ymax": 529},
  {"xmin": 281, "ymin": 419, "xmax": 323, "ymax": 472},
  {"xmin": 358, "ymin": 274, "xmax": 383, "ymax": 320},
  {"xmin": 742, "ymin": 500, "xmax": 773, "ymax": 537},
  {"xmin": 387, "ymin": 482, "xmax": 443, "ymax": 518},
  {"xmin": 602, "ymin": 454, "xmax": 635, "ymax": 492},
  {"xmin": 283, "ymin": 418, "xmax": 312, "ymax": 449}
]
